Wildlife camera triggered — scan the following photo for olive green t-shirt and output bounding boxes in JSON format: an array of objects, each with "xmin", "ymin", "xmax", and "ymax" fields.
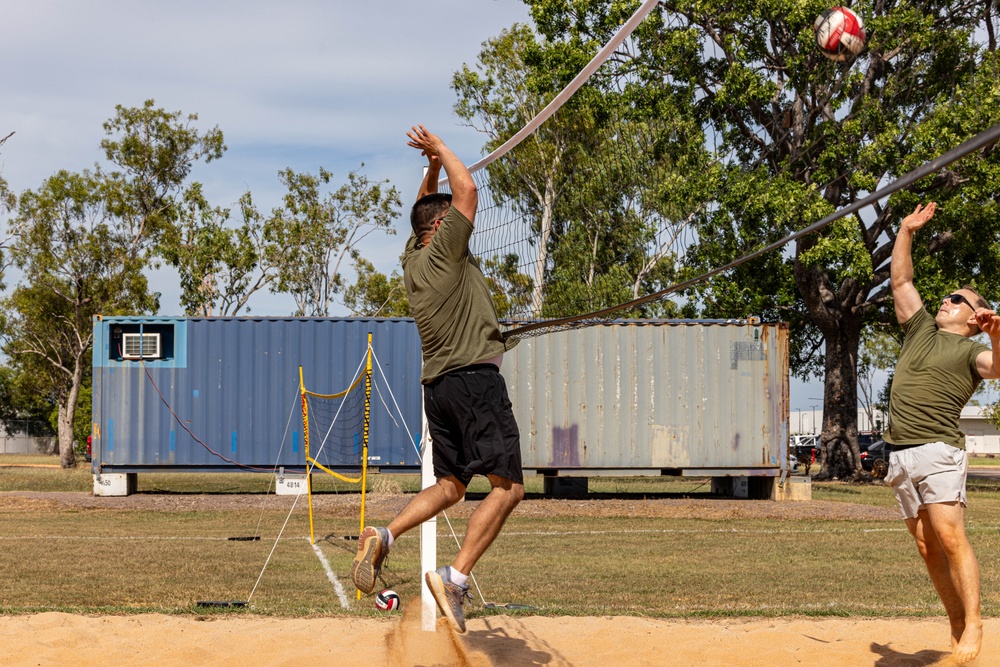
[
  {"xmin": 885, "ymin": 307, "xmax": 990, "ymax": 449},
  {"xmin": 401, "ymin": 207, "xmax": 513, "ymax": 384}
]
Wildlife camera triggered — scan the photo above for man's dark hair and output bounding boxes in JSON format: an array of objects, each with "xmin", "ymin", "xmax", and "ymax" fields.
[
  {"xmin": 963, "ymin": 284, "xmax": 990, "ymax": 310},
  {"xmin": 411, "ymin": 193, "xmax": 452, "ymax": 239}
]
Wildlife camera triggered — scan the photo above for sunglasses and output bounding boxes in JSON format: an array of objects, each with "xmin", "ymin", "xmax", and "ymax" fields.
[{"xmin": 945, "ymin": 293, "xmax": 975, "ymax": 310}]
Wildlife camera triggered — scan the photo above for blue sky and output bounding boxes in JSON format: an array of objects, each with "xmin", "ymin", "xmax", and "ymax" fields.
[
  {"xmin": 0, "ymin": 0, "xmax": 842, "ymax": 410},
  {"xmin": 1, "ymin": 0, "xmax": 533, "ymax": 312}
]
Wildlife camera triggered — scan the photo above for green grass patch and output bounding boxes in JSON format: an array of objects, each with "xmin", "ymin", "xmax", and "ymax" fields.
[
  {"xmin": 4, "ymin": 464, "xmax": 1000, "ymax": 620},
  {"xmin": 969, "ymin": 456, "xmax": 1000, "ymax": 466}
]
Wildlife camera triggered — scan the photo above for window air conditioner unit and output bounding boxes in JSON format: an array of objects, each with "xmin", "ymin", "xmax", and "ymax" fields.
[{"xmin": 122, "ymin": 333, "xmax": 161, "ymax": 359}]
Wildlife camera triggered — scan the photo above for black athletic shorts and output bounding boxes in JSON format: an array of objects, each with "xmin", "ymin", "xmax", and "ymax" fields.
[{"xmin": 424, "ymin": 363, "xmax": 523, "ymax": 486}]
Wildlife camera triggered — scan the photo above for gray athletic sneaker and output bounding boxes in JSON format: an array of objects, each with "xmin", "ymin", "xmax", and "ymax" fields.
[
  {"xmin": 350, "ymin": 526, "xmax": 390, "ymax": 594},
  {"xmin": 425, "ymin": 566, "xmax": 471, "ymax": 633}
]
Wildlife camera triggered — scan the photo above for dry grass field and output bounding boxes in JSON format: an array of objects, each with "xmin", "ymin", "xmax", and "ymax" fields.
[{"xmin": 3, "ymin": 456, "xmax": 1000, "ymax": 665}]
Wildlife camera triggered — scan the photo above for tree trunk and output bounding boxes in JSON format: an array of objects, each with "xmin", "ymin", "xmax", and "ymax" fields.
[
  {"xmin": 57, "ymin": 403, "xmax": 76, "ymax": 469},
  {"xmin": 814, "ymin": 323, "xmax": 864, "ymax": 480},
  {"xmin": 57, "ymin": 356, "xmax": 85, "ymax": 469},
  {"xmin": 794, "ymin": 223, "xmax": 867, "ymax": 481}
]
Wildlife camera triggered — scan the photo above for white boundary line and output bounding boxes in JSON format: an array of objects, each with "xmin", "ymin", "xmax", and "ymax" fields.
[{"xmin": 309, "ymin": 539, "xmax": 351, "ymax": 610}]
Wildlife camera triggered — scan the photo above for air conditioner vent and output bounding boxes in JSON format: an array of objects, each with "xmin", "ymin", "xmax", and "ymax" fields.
[{"xmin": 122, "ymin": 333, "xmax": 161, "ymax": 359}]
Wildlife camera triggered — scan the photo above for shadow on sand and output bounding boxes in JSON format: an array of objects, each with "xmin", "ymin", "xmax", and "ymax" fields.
[{"xmin": 870, "ymin": 642, "xmax": 954, "ymax": 667}]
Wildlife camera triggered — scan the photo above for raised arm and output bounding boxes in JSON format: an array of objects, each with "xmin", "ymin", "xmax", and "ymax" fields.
[
  {"xmin": 416, "ymin": 154, "xmax": 441, "ymax": 201},
  {"xmin": 975, "ymin": 310, "xmax": 1000, "ymax": 379},
  {"xmin": 891, "ymin": 202, "xmax": 936, "ymax": 324},
  {"xmin": 406, "ymin": 125, "xmax": 477, "ymax": 223}
]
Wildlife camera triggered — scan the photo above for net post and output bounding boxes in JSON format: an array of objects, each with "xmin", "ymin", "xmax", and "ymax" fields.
[
  {"xmin": 356, "ymin": 333, "xmax": 373, "ymax": 602},
  {"xmin": 419, "ymin": 387, "xmax": 437, "ymax": 631},
  {"xmin": 299, "ymin": 366, "xmax": 316, "ymax": 546},
  {"xmin": 361, "ymin": 334, "xmax": 373, "ymax": 530}
]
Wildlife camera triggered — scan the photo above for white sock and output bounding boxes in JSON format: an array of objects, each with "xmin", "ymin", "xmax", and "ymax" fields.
[
  {"xmin": 385, "ymin": 529, "xmax": 394, "ymax": 549},
  {"xmin": 449, "ymin": 567, "xmax": 469, "ymax": 587}
]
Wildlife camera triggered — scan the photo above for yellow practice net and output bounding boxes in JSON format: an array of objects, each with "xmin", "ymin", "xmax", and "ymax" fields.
[{"xmin": 298, "ymin": 333, "xmax": 373, "ymax": 550}]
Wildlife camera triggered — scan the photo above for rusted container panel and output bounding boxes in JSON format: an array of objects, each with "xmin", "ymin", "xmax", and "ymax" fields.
[{"xmin": 504, "ymin": 321, "xmax": 789, "ymax": 472}]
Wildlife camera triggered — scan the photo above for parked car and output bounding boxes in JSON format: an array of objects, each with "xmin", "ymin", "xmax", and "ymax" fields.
[
  {"xmin": 860, "ymin": 440, "xmax": 889, "ymax": 471},
  {"xmin": 857, "ymin": 431, "xmax": 880, "ymax": 454},
  {"xmin": 792, "ymin": 434, "xmax": 820, "ymax": 462}
]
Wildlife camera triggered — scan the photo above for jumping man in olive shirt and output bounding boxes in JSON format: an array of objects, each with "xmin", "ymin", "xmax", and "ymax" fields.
[
  {"xmin": 887, "ymin": 201, "xmax": 1000, "ymax": 664},
  {"xmin": 351, "ymin": 126, "xmax": 523, "ymax": 634}
]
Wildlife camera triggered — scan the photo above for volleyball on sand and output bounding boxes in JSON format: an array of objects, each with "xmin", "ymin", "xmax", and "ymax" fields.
[
  {"xmin": 376, "ymin": 589, "xmax": 401, "ymax": 611},
  {"xmin": 814, "ymin": 6, "xmax": 866, "ymax": 61}
]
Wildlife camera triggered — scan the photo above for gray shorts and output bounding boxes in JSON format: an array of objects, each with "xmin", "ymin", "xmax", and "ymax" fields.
[{"xmin": 884, "ymin": 442, "xmax": 968, "ymax": 519}]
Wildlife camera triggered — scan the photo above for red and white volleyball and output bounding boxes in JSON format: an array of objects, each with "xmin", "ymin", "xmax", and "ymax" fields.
[
  {"xmin": 375, "ymin": 589, "xmax": 401, "ymax": 611},
  {"xmin": 814, "ymin": 7, "xmax": 867, "ymax": 61}
]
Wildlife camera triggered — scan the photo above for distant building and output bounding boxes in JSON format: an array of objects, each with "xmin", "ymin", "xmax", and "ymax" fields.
[
  {"xmin": 789, "ymin": 406, "xmax": 998, "ymax": 456},
  {"xmin": 0, "ymin": 424, "xmax": 56, "ymax": 455},
  {"xmin": 790, "ymin": 408, "xmax": 887, "ymax": 437},
  {"xmin": 960, "ymin": 407, "xmax": 1000, "ymax": 456}
]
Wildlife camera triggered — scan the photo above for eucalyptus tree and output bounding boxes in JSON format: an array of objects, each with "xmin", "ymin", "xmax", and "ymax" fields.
[
  {"xmin": 0, "ymin": 103, "xmax": 226, "ymax": 467},
  {"xmin": 453, "ymin": 20, "xmax": 702, "ymax": 321},
  {"xmin": 101, "ymin": 100, "xmax": 225, "ymax": 258},
  {"xmin": 266, "ymin": 166, "xmax": 402, "ymax": 317},
  {"xmin": 163, "ymin": 188, "xmax": 277, "ymax": 316},
  {"xmin": 2, "ymin": 170, "xmax": 153, "ymax": 466}
]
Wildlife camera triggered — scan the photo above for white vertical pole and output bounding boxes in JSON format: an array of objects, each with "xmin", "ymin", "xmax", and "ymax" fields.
[
  {"xmin": 417, "ymin": 169, "xmax": 437, "ymax": 631},
  {"xmin": 419, "ymin": 388, "xmax": 437, "ymax": 631}
]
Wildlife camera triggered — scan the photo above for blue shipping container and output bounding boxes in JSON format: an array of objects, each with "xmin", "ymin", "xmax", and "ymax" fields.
[{"xmin": 91, "ymin": 316, "xmax": 423, "ymax": 473}]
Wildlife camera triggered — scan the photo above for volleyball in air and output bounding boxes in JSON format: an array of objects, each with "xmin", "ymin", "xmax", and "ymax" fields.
[
  {"xmin": 814, "ymin": 6, "xmax": 866, "ymax": 61},
  {"xmin": 375, "ymin": 589, "xmax": 401, "ymax": 611}
]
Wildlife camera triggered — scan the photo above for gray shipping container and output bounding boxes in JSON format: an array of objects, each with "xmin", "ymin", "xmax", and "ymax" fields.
[
  {"xmin": 504, "ymin": 320, "xmax": 790, "ymax": 476},
  {"xmin": 92, "ymin": 317, "xmax": 788, "ymax": 478}
]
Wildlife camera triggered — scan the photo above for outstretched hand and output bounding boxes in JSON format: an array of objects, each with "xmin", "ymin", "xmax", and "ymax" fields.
[
  {"xmin": 900, "ymin": 202, "xmax": 937, "ymax": 234},
  {"xmin": 407, "ymin": 124, "xmax": 444, "ymax": 159},
  {"xmin": 976, "ymin": 309, "xmax": 1000, "ymax": 339}
]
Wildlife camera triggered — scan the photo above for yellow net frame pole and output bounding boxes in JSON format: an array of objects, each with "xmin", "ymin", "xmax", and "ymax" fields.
[
  {"xmin": 300, "ymin": 366, "xmax": 317, "ymax": 545},
  {"xmin": 356, "ymin": 333, "xmax": 373, "ymax": 601}
]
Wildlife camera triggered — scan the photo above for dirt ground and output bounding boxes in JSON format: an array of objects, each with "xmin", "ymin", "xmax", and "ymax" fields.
[
  {"xmin": 3, "ymin": 490, "xmax": 990, "ymax": 665},
  {"xmin": 0, "ymin": 611, "xmax": 994, "ymax": 666}
]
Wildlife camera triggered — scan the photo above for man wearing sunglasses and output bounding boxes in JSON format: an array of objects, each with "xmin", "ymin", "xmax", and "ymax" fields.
[{"xmin": 888, "ymin": 201, "xmax": 1000, "ymax": 664}]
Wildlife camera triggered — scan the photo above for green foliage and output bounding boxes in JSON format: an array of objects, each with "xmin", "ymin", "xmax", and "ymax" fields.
[
  {"xmin": 265, "ymin": 166, "xmax": 402, "ymax": 317},
  {"xmin": 342, "ymin": 257, "xmax": 411, "ymax": 317},
  {"xmin": 453, "ymin": 19, "xmax": 692, "ymax": 319},
  {"xmin": 985, "ymin": 400, "xmax": 1000, "ymax": 431},
  {"xmin": 0, "ymin": 365, "xmax": 56, "ymax": 436},
  {"xmin": 482, "ymin": 254, "xmax": 533, "ymax": 318},
  {"xmin": 100, "ymin": 99, "xmax": 226, "ymax": 256},
  {"xmin": 162, "ymin": 188, "xmax": 275, "ymax": 316},
  {"xmin": 70, "ymin": 383, "xmax": 92, "ymax": 451}
]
